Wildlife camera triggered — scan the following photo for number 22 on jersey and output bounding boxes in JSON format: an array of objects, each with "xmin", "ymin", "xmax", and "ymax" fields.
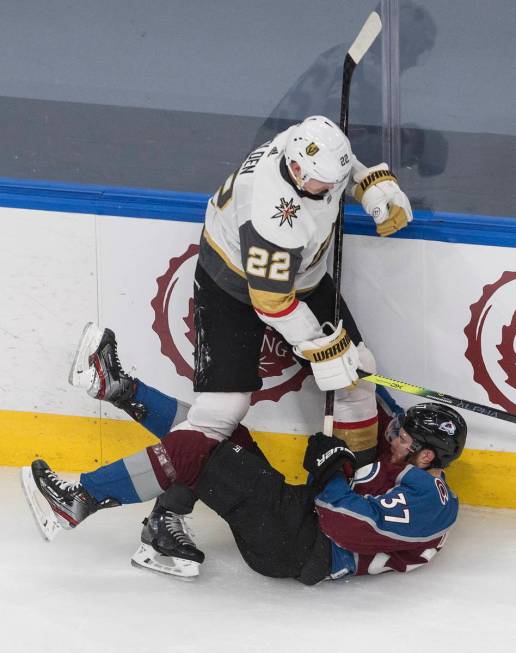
[{"xmin": 246, "ymin": 247, "xmax": 290, "ymax": 281}]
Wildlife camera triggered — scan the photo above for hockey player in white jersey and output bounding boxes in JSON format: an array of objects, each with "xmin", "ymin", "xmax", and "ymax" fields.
[
  {"xmin": 193, "ymin": 115, "xmax": 412, "ymax": 448},
  {"xmin": 68, "ymin": 116, "xmax": 413, "ymax": 576}
]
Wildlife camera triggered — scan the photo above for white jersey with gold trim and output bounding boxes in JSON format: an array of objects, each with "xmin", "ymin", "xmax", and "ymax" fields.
[{"xmin": 198, "ymin": 127, "xmax": 356, "ymax": 346}]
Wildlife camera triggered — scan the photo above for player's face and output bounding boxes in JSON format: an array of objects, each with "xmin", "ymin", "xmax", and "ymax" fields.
[
  {"xmin": 389, "ymin": 427, "xmax": 417, "ymax": 464},
  {"xmin": 303, "ymin": 177, "xmax": 336, "ymax": 195},
  {"xmin": 288, "ymin": 162, "xmax": 336, "ymax": 195}
]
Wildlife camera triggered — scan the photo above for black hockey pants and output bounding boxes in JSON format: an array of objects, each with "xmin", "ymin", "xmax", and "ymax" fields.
[{"xmin": 194, "ymin": 440, "xmax": 332, "ymax": 586}]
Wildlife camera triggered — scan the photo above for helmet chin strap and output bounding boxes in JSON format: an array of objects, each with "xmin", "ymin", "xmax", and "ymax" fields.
[
  {"xmin": 287, "ymin": 160, "xmax": 309, "ymax": 191},
  {"xmin": 293, "ymin": 171, "xmax": 330, "ymax": 196},
  {"xmin": 293, "ymin": 171, "xmax": 308, "ymax": 191},
  {"xmin": 406, "ymin": 440, "xmax": 430, "ymax": 467}
]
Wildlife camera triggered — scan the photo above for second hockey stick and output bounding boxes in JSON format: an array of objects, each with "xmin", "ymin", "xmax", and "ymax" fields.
[
  {"xmin": 323, "ymin": 11, "xmax": 382, "ymax": 436},
  {"xmin": 358, "ymin": 370, "xmax": 516, "ymax": 424}
]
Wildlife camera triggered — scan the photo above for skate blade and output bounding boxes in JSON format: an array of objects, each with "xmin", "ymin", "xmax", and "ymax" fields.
[
  {"xmin": 68, "ymin": 321, "xmax": 104, "ymax": 387},
  {"xmin": 131, "ymin": 543, "xmax": 200, "ymax": 580},
  {"xmin": 20, "ymin": 467, "xmax": 62, "ymax": 542}
]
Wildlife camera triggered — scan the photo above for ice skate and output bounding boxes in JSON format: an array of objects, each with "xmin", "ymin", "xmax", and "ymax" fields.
[
  {"xmin": 131, "ymin": 504, "xmax": 205, "ymax": 579},
  {"xmin": 21, "ymin": 459, "xmax": 119, "ymax": 538},
  {"xmin": 21, "ymin": 466, "xmax": 62, "ymax": 541},
  {"xmin": 69, "ymin": 322, "xmax": 145, "ymax": 419}
]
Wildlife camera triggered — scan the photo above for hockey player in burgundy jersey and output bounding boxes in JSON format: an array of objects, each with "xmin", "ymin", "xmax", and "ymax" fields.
[
  {"xmin": 22, "ymin": 371, "xmax": 466, "ymax": 584},
  {"xmin": 313, "ymin": 404, "xmax": 465, "ymax": 577}
]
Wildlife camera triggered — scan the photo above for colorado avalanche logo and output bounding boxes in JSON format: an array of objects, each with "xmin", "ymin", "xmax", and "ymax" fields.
[
  {"xmin": 464, "ymin": 271, "xmax": 516, "ymax": 413},
  {"xmin": 434, "ymin": 477, "xmax": 449, "ymax": 505},
  {"xmin": 438, "ymin": 421, "xmax": 456, "ymax": 436},
  {"xmin": 151, "ymin": 244, "xmax": 310, "ymax": 405}
]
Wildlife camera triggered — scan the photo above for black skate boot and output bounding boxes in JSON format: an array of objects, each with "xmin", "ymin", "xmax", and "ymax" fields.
[
  {"xmin": 131, "ymin": 503, "xmax": 205, "ymax": 579},
  {"xmin": 22, "ymin": 459, "xmax": 119, "ymax": 536},
  {"xmin": 69, "ymin": 322, "xmax": 145, "ymax": 421}
]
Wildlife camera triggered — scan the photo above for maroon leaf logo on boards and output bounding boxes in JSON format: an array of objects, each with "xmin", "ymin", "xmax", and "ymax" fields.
[
  {"xmin": 464, "ymin": 271, "xmax": 516, "ymax": 413},
  {"xmin": 151, "ymin": 245, "xmax": 310, "ymax": 405}
]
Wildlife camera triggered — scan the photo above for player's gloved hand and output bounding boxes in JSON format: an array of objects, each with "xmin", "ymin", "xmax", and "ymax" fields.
[
  {"xmin": 352, "ymin": 163, "xmax": 413, "ymax": 237},
  {"xmin": 293, "ymin": 320, "xmax": 360, "ymax": 391},
  {"xmin": 303, "ymin": 432, "xmax": 356, "ymax": 490}
]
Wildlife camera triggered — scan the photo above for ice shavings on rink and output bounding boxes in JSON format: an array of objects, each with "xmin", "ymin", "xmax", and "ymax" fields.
[{"xmin": 1, "ymin": 466, "xmax": 515, "ymax": 653}]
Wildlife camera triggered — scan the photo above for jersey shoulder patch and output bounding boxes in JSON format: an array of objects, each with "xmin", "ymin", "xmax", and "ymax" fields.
[
  {"xmin": 249, "ymin": 157, "xmax": 313, "ymax": 248},
  {"xmin": 399, "ymin": 467, "xmax": 457, "ymax": 510},
  {"xmin": 252, "ymin": 194, "xmax": 312, "ymax": 249}
]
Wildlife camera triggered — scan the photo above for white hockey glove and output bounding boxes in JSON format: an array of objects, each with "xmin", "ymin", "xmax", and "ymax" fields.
[
  {"xmin": 294, "ymin": 321, "xmax": 360, "ymax": 391},
  {"xmin": 352, "ymin": 163, "xmax": 413, "ymax": 237}
]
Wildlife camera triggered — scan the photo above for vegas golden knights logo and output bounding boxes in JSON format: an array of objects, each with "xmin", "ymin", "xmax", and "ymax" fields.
[{"xmin": 305, "ymin": 142, "xmax": 319, "ymax": 156}]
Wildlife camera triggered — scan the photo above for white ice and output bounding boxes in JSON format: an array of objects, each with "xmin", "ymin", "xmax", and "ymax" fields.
[{"xmin": 2, "ymin": 466, "xmax": 516, "ymax": 653}]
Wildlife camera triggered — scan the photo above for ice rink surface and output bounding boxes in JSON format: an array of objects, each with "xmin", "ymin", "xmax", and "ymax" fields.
[{"xmin": 2, "ymin": 466, "xmax": 515, "ymax": 653}]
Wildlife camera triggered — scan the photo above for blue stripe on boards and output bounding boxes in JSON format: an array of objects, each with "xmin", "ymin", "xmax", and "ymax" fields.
[
  {"xmin": 0, "ymin": 176, "xmax": 208, "ymax": 222},
  {"xmin": 0, "ymin": 176, "xmax": 515, "ymax": 248},
  {"xmin": 343, "ymin": 205, "xmax": 516, "ymax": 248}
]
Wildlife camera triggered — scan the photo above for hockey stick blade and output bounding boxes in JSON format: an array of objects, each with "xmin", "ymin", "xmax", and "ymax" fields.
[
  {"xmin": 358, "ymin": 370, "xmax": 516, "ymax": 424},
  {"xmin": 348, "ymin": 12, "xmax": 382, "ymax": 64},
  {"xmin": 20, "ymin": 466, "xmax": 62, "ymax": 541}
]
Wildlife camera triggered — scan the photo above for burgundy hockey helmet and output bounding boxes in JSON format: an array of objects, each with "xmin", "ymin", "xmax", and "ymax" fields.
[{"xmin": 399, "ymin": 403, "xmax": 467, "ymax": 468}]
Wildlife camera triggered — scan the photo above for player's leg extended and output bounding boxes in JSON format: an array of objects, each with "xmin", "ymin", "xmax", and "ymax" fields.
[
  {"xmin": 68, "ymin": 322, "xmax": 203, "ymax": 571},
  {"xmin": 22, "ymin": 427, "xmax": 219, "ymax": 572},
  {"xmin": 69, "ymin": 322, "xmax": 189, "ymax": 439},
  {"xmin": 305, "ymin": 274, "xmax": 378, "ymax": 466}
]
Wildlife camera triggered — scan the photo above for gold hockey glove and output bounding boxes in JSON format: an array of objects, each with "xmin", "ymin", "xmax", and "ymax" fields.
[
  {"xmin": 352, "ymin": 163, "xmax": 413, "ymax": 237},
  {"xmin": 294, "ymin": 321, "xmax": 360, "ymax": 391}
]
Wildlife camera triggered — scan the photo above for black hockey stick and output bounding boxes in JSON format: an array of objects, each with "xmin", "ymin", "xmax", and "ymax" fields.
[
  {"xmin": 357, "ymin": 370, "xmax": 516, "ymax": 424},
  {"xmin": 323, "ymin": 12, "xmax": 382, "ymax": 436}
]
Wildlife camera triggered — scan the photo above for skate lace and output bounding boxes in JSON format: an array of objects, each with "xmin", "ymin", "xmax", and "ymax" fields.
[
  {"xmin": 111, "ymin": 341, "xmax": 123, "ymax": 373},
  {"xmin": 164, "ymin": 513, "xmax": 194, "ymax": 547},
  {"xmin": 45, "ymin": 470, "xmax": 80, "ymax": 492},
  {"xmin": 111, "ymin": 341, "xmax": 134, "ymax": 382}
]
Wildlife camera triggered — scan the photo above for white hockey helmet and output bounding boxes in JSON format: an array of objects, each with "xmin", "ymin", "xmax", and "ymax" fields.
[{"xmin": 285, "ymin": 115, "xmax": 352, "ymax": 187}]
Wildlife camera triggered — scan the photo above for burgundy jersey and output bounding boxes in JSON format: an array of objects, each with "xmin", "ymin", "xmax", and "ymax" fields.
[{"xmin": 315, "ymin": 412, "xmax": 459, "ymax": 579}]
